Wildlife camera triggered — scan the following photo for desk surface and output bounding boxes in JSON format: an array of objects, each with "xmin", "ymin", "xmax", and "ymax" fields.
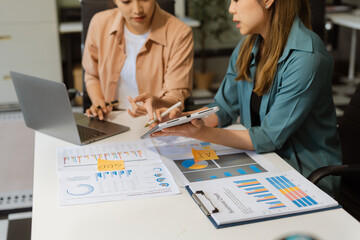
[{"xmin": 31, "ymin": 111, "xmax": 360, "ymax": 240}]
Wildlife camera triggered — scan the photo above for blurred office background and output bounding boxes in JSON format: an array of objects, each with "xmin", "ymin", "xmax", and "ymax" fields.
[{"xmin": 1, "ymin": 0, "xmax": 360, "ymax": 239}]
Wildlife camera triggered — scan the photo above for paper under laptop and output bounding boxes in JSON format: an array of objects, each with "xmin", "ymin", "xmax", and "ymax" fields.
[{"xmin": 10, "ymin": 71, "xmax": 129, "ymax": 145}]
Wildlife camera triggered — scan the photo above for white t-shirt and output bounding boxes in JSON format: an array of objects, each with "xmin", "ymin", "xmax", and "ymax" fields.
[{"xmin": 115, "ymin": 25, "xmax": 149, "ymax": 109}]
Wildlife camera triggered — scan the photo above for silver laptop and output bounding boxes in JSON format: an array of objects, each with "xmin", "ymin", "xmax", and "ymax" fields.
[{"xmin": 10, "ymin": 71, "xmax": 129, "ymax": 145}]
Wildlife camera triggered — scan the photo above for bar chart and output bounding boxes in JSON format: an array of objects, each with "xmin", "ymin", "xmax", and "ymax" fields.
[
  {"xmin": 63, "ymin": 150, "xmax": 147, "ymax": 167},
  {"xmin": 175, "ymin": 153, "xmax": 268, "ymax": 182},
  {"xmin": 234, "ymin": 179, "xmax": 286, "ymax": 210},
  {"xmin": 266, "ymin": 175, "xmax": 318, "ymax": 208},
  {"xmin": 95, "ymin": 170, "xmax": 133, "ymax": 181},
  {"xmin": 57, "ymin": 141, "xmax": 157, "ymax": 170}
]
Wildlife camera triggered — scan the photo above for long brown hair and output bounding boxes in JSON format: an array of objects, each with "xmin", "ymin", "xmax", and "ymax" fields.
[{"xmin": 235, "ymin": 0, "xmax": 311, "ymax": 95}]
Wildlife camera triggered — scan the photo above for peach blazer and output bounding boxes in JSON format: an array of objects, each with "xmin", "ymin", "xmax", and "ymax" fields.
[{"xmin": 82, "ymin": 4, "xmax": 194, "ymax": 107}]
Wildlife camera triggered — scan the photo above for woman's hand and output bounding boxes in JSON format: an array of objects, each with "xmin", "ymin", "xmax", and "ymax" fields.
[
  {"xmin": 127, "ymin": 93, "xmax": 159, "ymax": 120},
  {"xmin": 85, "ymin": 98, "xmax": 112, "ymax": 120},
  {"xmin": 153, "ymin": 106, "xmax": 184, "ymax": 124},
  {"xmin": 151, "ymin": 118, "xmax": 207, "ymax": 139}
]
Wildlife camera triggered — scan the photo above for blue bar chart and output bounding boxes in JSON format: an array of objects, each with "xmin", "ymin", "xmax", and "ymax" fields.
[
  {"xmin": 95, "ymin": 170, "xmax": 133, "ymax": 181},
  {"xmin": 234, "ymin": 179, "xmax": 286, "ymax": 210},
  {"xmin": 266, "ymin": 175, "xmax": 318, "ymax": 208},
  {"xmin": 174, "ymin": 153, "xmax": 268, "ymax": 182}
]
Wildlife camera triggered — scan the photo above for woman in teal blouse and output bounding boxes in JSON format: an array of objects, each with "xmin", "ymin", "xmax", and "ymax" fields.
[{"xmin": 152, "ymin": 0, "xmax": 341, "ymax": 195}]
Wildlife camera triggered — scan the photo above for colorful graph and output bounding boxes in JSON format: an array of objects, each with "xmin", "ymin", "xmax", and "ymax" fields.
[
  {"xmin": 66, "ymin": 184, "xmax": 94, "ymax": 196},
  {"xmin": 249, "ymin": 165, "xmax": 262, "ymax": 173},
  {"xmin": 266, "ymin": 201, "xmax": 286, "ymax": 209},
  {"xmin": 176, "ymin": 153, "xmax": 268, "ymax": 183},
  {"xmin": 63, "ymin": 150, "xmax": 147, "ymax": 166},
  {"xmin": 234, "ymin": 179, "xmax": 261, "ymax": 188},
  {"xmin": 234, "ymin": 179, "xmax": 286, "ymax": 210},
  {"xmin": 244, "ymin": 186, "xmax": 269, "ymax": 195},
  {"xmin": 266, "ymin": 176, "xmax": 318, "ymax": 208},
  {"xmin": 182, "ymin": 159, "xmax": 209, "ymax": 169},
  {"xmin": 156, "ymin": 178, "xmax": 165, "ymax": 182},
  {"xmin": 254, "ymin": 193, "xmax": 277, "ymax": 202},
  {"xmin": 200, "ymin": 142, "xmax": 211, "ymax": 147},
  {"xmin": 95, "ymin": 170, "xmax": 133, "ymax": 181}
]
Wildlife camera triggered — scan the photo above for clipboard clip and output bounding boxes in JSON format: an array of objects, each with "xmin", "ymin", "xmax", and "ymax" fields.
[{"xmin": 192, "ymin": 190, "xmax": 219, "ymax": 216}]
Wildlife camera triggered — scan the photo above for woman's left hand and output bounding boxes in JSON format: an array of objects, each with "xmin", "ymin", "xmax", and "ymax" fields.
[
  {"xmin": 127, "ymin": 93, "xmax": 158, "ymax": 120},
  {"xmin": 151, "ymin": 118, "xmax": 207, "ymax": 139}
]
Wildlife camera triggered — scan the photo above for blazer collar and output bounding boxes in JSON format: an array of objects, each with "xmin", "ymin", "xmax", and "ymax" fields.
[
  {"xmin": 249, "ymin": 16, "xmax": 314, "ymax": 66},
  {"xmin": 278, "ymin": 16, "xmax": 313, "ymax": 63}
]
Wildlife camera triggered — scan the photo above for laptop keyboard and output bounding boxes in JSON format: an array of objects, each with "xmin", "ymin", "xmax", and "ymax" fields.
[{"xmin": 77, "ymin": 125, "xmax": 106, "ymax": 142}]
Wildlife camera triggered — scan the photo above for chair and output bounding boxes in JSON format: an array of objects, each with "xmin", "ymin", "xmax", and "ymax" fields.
[
  {"xmin": 80, "ymin": 0, "xmax": 175, "ymax": 111},
  {"xmin": 308, "ymin": 83, "xmax": 360, "ymax": 221}
]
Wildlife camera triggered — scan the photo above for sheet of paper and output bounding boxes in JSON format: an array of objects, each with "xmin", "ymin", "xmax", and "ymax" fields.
[
  {"xmin": 56, "ymin": 139, "xmax": 180, "ymax": 206},
  {"xmin": 58, "ymin": 140, "xmax": 159, "ymax": 171},
  {"xmin": 151, "ymin": 136, "xmax": 279, "ymax": 187},
  {"xmin": 152, "ymin": 136, "xmax": 241, "ymax": 160},
  {"xmin": 189, "ymin": 170, "xmax": 338, "ymax": 226}
]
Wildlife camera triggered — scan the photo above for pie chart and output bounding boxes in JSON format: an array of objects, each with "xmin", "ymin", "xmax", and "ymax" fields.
[
  {"xmin": 66, "ymin": 184, "xmax": 94, "ymax": 196},
  {"xmin": 182, "ymin": 159, "xmax": 208, "ymax": 169}
]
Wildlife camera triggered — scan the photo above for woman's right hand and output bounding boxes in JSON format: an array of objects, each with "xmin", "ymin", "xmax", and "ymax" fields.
[
  {"xmin": 85, "ymin": 98, "xmax": 112, "ymax": 120},
  {"xmin": 148, "ymin": 107, "xmax": 190, "ymax": 129},
  {"xmin": 154, "ymin": 107, "xmax": 219, "ymax": 128},
  {"xmin": 154, "ymin": 107, "xmax": 185, "ymax": 124}
]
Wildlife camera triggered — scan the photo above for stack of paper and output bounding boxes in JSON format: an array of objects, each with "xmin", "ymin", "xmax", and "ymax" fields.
[
  {"xmin": 187, "ymin": 170, "xmax": 339, "ymax": 228},
  {"xmin": 56, "ymin": 139, "xmax": 180, "ymax": 206}
]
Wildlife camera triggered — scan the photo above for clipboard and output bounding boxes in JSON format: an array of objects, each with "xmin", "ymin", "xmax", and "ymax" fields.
[
  {"xmin": 185, "ymin": 170, "xmax": 341, "ymax": 229},
  {"xmin": 186, "ymin": 186, "xmax": 341, "ymax": 229},
  {"xmin": 141, "ymin": 107, "xmax": 219, "ymax": 139}
]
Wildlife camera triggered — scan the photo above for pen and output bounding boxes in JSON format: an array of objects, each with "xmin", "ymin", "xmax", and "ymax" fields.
[
  {"xmin": 144, "ymin": 101, "xmax": 182, "ymax": 127},
  {"xmin": 97, "ymin": 100, "xmax": 119, "ymax": 109}
]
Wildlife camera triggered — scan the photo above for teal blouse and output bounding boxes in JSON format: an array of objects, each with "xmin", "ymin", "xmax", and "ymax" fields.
[{"xmin": 208, "ymin": 17, "xmax": 341, "ymax": 195}]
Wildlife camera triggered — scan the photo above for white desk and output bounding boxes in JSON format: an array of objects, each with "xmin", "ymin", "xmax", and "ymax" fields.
[
  {"xmin": 326, "ymin": 12, "xmax": 360, "ymax": 81},
  {"xmin": 31, "ymin": 111, "xmax": 360, "ymax": 240}
]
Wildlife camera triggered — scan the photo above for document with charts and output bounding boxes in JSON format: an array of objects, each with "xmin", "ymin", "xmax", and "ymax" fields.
[
  {"xmin": 56, "ymin": 139, "xmax": 180, "ymax": 206},
  {"xmin": 187, "ymin": 170, "xmax": 339, "ymax": 228},
  {"xmin": 151, "ymin": 136, "xmax": 278, "ymax": 187}
]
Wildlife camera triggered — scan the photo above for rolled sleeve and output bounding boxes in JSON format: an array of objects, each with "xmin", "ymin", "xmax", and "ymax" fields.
[{"xmin": 249, "ymin": 127, "xmax": 274, "ymax": 152}]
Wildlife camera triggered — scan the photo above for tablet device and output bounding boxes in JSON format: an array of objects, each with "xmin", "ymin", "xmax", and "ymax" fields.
[{"xmin": 140, "ymin": 106, "xmax": 219, "ymax": 139}]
